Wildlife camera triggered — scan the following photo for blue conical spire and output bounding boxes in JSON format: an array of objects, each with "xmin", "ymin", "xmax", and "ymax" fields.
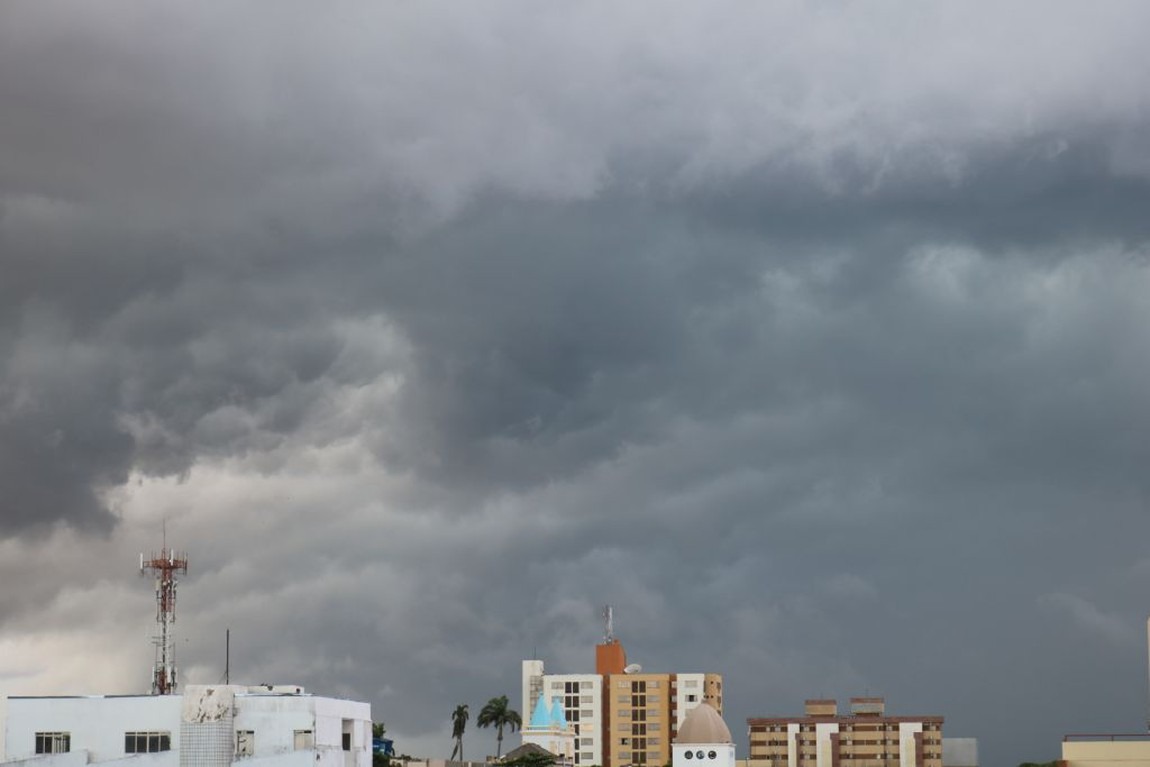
[
  {"xmin": 549, "ymin": 697, "xmax": 567, "ymax": 728},
  {"xmin": 530, "ymin": 692, "xmax": 551, "ymax": 728}
]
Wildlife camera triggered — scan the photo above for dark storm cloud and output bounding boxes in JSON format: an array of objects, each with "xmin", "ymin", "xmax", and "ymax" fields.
[{"xmin": 3, "ymin": 1, "xmax": 1150, "ymax": 765}]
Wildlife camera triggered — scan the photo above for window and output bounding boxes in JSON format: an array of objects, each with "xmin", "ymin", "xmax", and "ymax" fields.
[
  {"xmin": 125, "ymin": 732, "xmax": 171, "ymax": 753},
  {"xmin": 236, "ymin": 731, "xmax": 255, "ymax": 757},
  {"xmin": 581, "ymin": 681, "xmax": 594, "ymax": 690},
  {"xmin": 35, "ymin": 733, "xmax": 70, "ymax": 754},
  {"xmin": 581, "ymin": 695, "xmax": 594, "ymax": 705},
  {"xmin": 580, "ymin": 753, "xmax": 593, "ymax": 761},
  {"xmin": 342, "ymin": 719, "xmax": 353, "ymax": 752},
  {"xmin": 580, "ymin": 710, "xmax": 594, "ymax": 719},
  {"xmin": 294, "ymin": 731, "xmax": 315, "ymax": 750},
  {"xmin": 686, "ymin": 694, "xmax": 697, "ymax": 703}
]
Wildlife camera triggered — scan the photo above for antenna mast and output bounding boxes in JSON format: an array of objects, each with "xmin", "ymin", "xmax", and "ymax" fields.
[{"xmin": 139, "ymin": 543, "xmax": 189, "ymax": 695}]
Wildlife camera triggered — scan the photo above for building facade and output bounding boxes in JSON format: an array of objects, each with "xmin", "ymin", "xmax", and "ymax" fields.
[
  {"xmin": 1061, "ymin": 734, "xmax": 1150, "ymax": 767},
  {"xmin": 3, "ymin": 685, "xmax": 372, "ymax": 767},
  {"xmin": 747, "ymin": 698, "xmax": 942, "ymax": 767},
  {"xmin": 522, "ymin": 639, "xmax": 723, "ymax": 767}
]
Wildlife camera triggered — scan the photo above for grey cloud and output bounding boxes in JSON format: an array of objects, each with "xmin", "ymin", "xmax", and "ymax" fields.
[{"xmin": 2, "ymin": 2, "xmax": 1150, "ymax": 766}]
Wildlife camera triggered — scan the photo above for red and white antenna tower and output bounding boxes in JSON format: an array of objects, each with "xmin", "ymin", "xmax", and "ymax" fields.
[{"xmin": 139, "ymin": 541, "xmax": 189, "ymax": 695}]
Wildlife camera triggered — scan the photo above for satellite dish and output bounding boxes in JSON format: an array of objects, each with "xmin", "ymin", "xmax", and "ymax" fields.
[{"xmin": 624, "ymin": 664, "xmax": 642, "ymax": 674}]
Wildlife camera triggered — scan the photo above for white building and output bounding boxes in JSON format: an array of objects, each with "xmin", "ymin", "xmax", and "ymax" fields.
[
  {"xmin": 3, "ymin": 685, "xmax": 371, "ymax": 767},
  {"xmin": 672, "ymin": 704, "xmax": 734, "ymax": 767},
  {"xmin": 521, "ymin": 662, "xmax": 602, "ymax": 767}
]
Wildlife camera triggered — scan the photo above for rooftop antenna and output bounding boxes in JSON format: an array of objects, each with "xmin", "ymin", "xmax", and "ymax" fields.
[
  {"xmin": 603, "ymin": 605, "xmax": 615, "ymax": 644},
  {"xmin": 139, "ymin": 535, "xmax": 189, "ymax": 695}
]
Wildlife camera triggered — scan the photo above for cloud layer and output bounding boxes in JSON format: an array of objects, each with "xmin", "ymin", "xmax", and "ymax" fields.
[{"xmin": 3, "ymin": 2, "xmax": 1150, "ymax": 764}]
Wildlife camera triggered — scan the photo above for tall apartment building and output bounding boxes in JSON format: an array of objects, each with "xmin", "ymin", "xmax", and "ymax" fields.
[
  {"xmin": 522, "ymin": 637, "xmax": 722, "ymax": 767},
  {"xmin": 747, "ymin": 698, "xmax": 942, "ymax": 767}
]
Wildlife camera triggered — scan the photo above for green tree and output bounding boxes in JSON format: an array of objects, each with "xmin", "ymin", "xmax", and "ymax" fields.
[
  {"xmin": 372, "ymin": 722, "xmax": 389, "ymax": 767},
  {"xmin": 450, "ymin": 704, "xmax": 469, "ymax": 762},
  {"xmin": 477, "ymin": 695, "xmax": 521, "ymax": 758},
  {"xmin": 501, "ymin": 752, "xmax": 556, "ymax": 767}
]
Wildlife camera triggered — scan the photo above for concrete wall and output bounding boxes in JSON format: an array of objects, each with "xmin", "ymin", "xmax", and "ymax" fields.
[{"xmin": 941, "ymin": 737, "xmax": 978, "ymax": 767}]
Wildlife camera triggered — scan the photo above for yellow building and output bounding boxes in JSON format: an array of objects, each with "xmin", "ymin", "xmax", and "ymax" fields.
[
  {"xmin": 603, "ymin": 669, "xmax": 723, "ymax": 767},
  {"xmin": 747, "ymin": 698, "xmax": 942, "ymax": 767},
  {"xmin": 1061, "ymin": 734, "xmax": 1150, "ymax": 767}
]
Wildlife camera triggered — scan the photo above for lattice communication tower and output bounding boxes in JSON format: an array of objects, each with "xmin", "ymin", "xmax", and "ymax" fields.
[{"xmin": 139, "ymin": 546, "xmax": 189, "ymax": 695}]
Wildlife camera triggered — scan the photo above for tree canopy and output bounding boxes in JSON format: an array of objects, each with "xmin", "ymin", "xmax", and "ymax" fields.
[{"xmin": 477, "ymin": 695, "xmax": 522, "ymax": 758}]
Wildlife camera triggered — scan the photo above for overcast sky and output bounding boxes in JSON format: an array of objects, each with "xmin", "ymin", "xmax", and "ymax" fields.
[{"xmin": 2, "ymin": 1, "xmax": 1150, "ymax": 765}]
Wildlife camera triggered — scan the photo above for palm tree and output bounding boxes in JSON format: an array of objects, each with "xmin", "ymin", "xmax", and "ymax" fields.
[
  {"xmin": 477, "ymin": 695, "xmax": 521, "ymax": 759},
  {"xmin": 450, "ymin": 704, "xmax": 469, "ymax": 762}
]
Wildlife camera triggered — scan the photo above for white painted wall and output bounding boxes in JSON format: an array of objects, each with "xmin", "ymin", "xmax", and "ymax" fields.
[
  {"xmin": 671, "ymin": 741, "xmax": 735, "ymax": 767},
  {"xmin": 898, "ymin": 722, "xmax": 922, "ymax": 767},
  {"xmin": 6, "ymin": 695, "xmax": 184, "ymax": 762},
  {"xmin": 521, "ymin": 660, "xmax": 545, "ymax": 732},
  {"xmin": 814, "ymin": 722, "xmax": 839, "ymax": 767},
  {"xmin": 786, "ymin": 723, "xmax": 799, "ymax": 767},
  {"xmin": 674, "ymin": 675, "xmax": 704, "ymax": 731},
  {"xmin": 3, "ymin": 687, "xmax": 370, "ymax": 767}
]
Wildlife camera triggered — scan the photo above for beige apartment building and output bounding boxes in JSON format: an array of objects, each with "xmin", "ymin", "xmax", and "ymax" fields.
[
  {"xmin": 522, "ymin": 635, "xmax": 722, "ymax": 767},
  {"xmin": 1060, "ymin": 734, "xmax": 1150, "ymax": 767},
  {"xmin": 604, "ymin": 670, "xmax": 723, "ymax": 767},
  {"xmin": 747, "ymin": 698, "xmax": 942, "ymax": 767}
]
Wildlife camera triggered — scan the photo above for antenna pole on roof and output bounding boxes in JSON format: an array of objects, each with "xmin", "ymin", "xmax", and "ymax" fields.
[
  {"xmin": 603, "ymin": 605, "xmax": 615, "ymax": 644},
  {"xmin": 139, "ymin": 538, "xmax": 188, "ymax": 695}
]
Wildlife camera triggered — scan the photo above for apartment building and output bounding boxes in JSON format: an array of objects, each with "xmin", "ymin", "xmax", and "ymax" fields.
[
  {"xmin": 522, "ymin": 638, "xmax": 722, "ymax": 767},
  {"xmin": 747, "ymin": 698, "xmax": 942, "ymax": 767}
]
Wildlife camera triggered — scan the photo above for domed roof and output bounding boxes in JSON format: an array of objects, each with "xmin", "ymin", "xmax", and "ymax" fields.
[{"xmin": 675, "ymin": 703, "xmax": 731, "ymax": 745}]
